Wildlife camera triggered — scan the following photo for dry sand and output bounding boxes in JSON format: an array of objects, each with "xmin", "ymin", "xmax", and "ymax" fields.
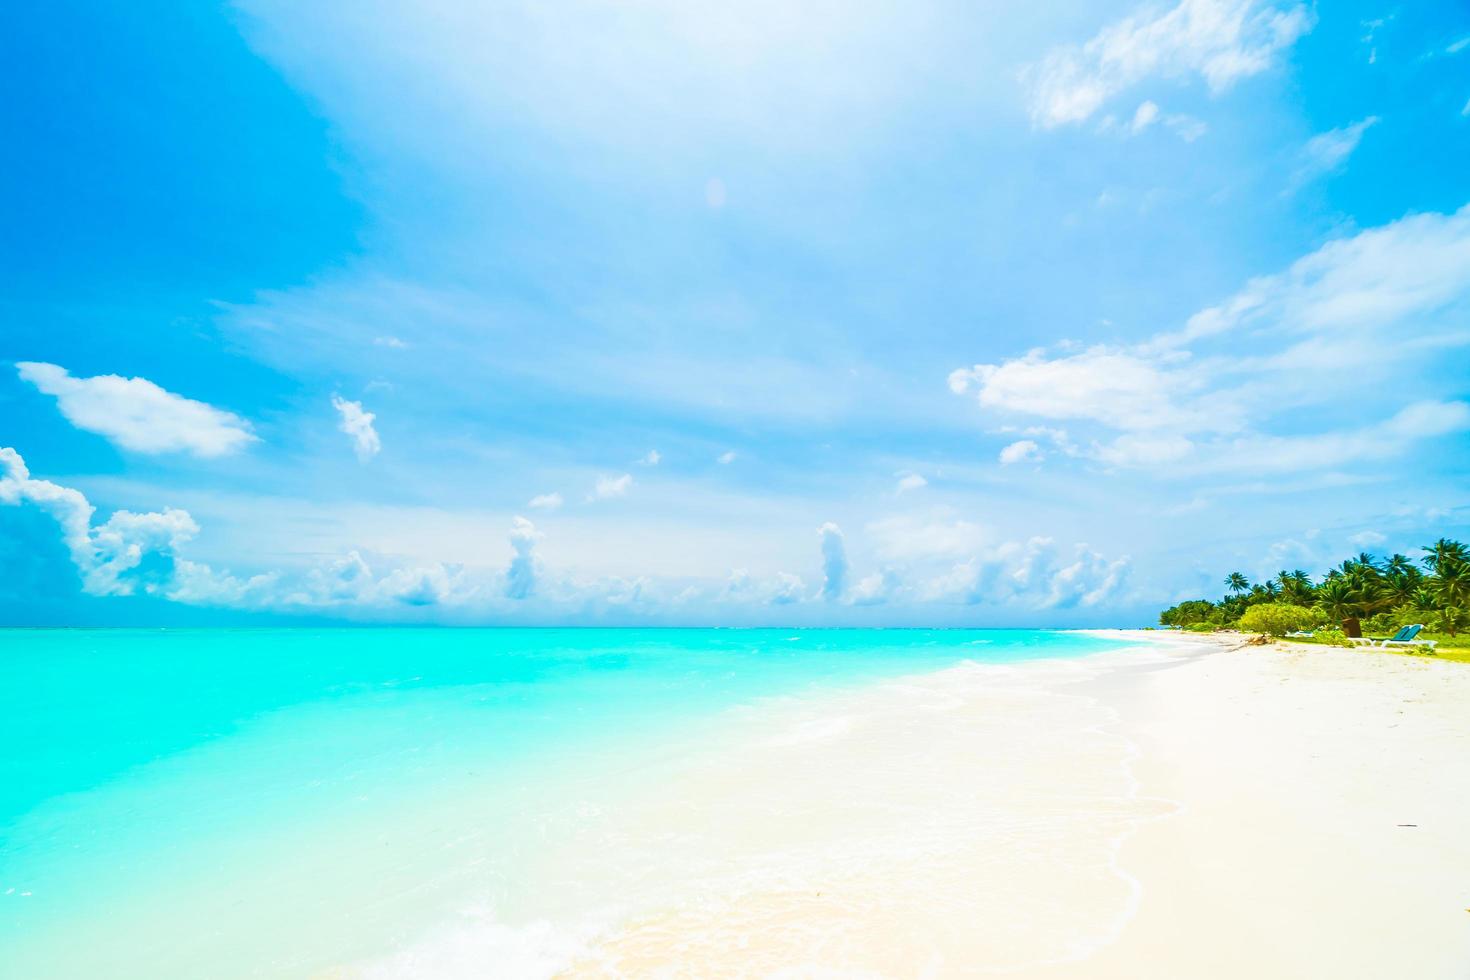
[
  {"xmin": 552, "ymin": 632, "xmax": 1470, "ymax": 978},
  {"xmin": 1036, "ymin": 632, "xmax": 1470, "ymax": 979}
]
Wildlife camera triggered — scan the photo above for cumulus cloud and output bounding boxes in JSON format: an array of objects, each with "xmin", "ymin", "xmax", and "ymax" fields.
[
  {"xmin": 1, "ymin": 442, "xmax": 1146, "ymax": 620},
  {"xmin": 1348, "ymin": 530, "xmax": 1386, "ymax": 547},
  {"xmin": 1044, "ymin": 546, "xmax": 1131, "ymax": 609},
  {"xmin": 1024, "ymin": 0, "xmax": 1313, "ymax": 128},
  {"xmin": 952, "ymin": 204, "xmax": 1470, "ymax": 475},
  {"xmin": 0, "ymin": 446, "xmax": 200, "ymax": 596},
  {"xmin": 332, "ymin": 395, "xmax": 382, "ymax": 461},
  {"xmin": 722, "ymin": 568, "xmax": 809, "ymax": 607},
  {"xmin": 528, "ymin": 492, "xmax": 563, "ymax": 510},
  {"xmin": 850, "ymin": 569, "xmax": 900, "ymax": 606},
  {"xmin": 588, "ymin": 473, "xmax": 633, "ymax": 501},
  {"xmin": 817, "ymin": 522, "xmax": 848, "ymax": 600},
  {"xmin": 17, "ymin": 362, "xmax": 256, "ymax": 457},
  {"xmin": 506, "ymin": 516, "xmax": 540, "ymax": 599},
  {"xmin": 1292, "ymin": 116, "xmax": 1379, "ymax": 188},
  {"xmin": 908, "ymin": 532, "xmax": 1131, "ymax": 611},
  {"xmin": 770, "ymin": 572, "xmax": 807, "ymax": 605}
]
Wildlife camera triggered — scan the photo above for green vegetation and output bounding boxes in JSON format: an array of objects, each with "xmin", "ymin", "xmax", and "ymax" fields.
[
  {"xmin": 1238, "ymin": 602, "xmax": 1317, "ymax": 637},
  {"xmin": 1159, "ymin": 538, "xmax": 1470, "ymax": 652}
]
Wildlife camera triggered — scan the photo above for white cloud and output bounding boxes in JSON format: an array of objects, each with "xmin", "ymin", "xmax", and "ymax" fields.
[
  {"xmin": 588, "ymin": 473, "xmax": 633, "ymax": 501},
  {"xmin": 895, "ymin": 473, "xmax": 927, "ymax": 493},
  {"xmin": 952, "ymin": 204, "xmax": 1470, "ymax": 476},
  {"xmin": 528, "ymin": 492, "xmax": 564, "ymax": 510},
  {"xmin": 505, "ymin": 516, "xmax": 540, "ymax": 599},
  {"xmin": 373, "ymin": 335, "xmax": 408, "ymax": 348},
  {"xmin": 1024, "ymin": 0, "xmax": 1314, "ymax": 128},
  {"xmin": 17, "ymin": 362, "xmax": 256, "ymax": 458},
  {"xmin": 850, "ymin": 569, "xmax": 899, "ymax": 606},
  {"xmin": 998, "ymin": 439, "xmax": 1042, "ymax": 465},
  {"xmin": 867, "ymin": 512, "xmax": 991, "ymax": 562},
  {"xmin": 817, "ymin": 522, "xmax": 848, "ymax": 600},
  {"xmin": 1292, "ymin": 116, "xmax": 1379, "ymax": 187},
  {"xmin": 951, "ymin": 347, "xmax": 1215, "ymax": 432},
  {"xmin": 717, "ymin": 451, "xmax": 737, "ymax": 464},
  {"xmin": 1045, "ymin": 546, "xmax": 1131, "ymax": 609},
  {"xmin": 1100, "ymin": 101, "xmax": 1206, "ymax": 140},
  {"xmin": 910, "ymin": 534, "xmax": 1130, "ymax": 611},
  {"xmin": 769, "ymin": 572, "xmax": 807, "ymax": 605},
  {"xmin": 331, "ymin": 395, "xmax": 382, "ymax": 461},
  {"xmin": 1171, "ymin": 203, "xmax": 1470, "ymax": 345},
  {"xmin": 1348, "ymin": 530, "xmax": 1386, "ymax": 547},
  {"xmin": 1131, "ymin": 100, "xmax": 1160, "ymax": 132},
  {"xmin": 640, "ymin": 449, "xmax": 661, "ymax": 465},
  {"xmin": 0, "ymin": 446, "xmax": 200, "ymax": 596}
]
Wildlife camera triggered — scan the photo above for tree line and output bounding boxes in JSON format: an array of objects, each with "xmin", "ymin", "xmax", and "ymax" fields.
[{"xmin": 1159, "ymin": 538, "xmax": 1470, "ymax": 638}]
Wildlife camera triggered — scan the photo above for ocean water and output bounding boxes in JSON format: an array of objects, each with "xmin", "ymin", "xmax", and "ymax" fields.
[{"xmin": 0, "ymin": 627, "xmax": 1122, "ymax": 977}]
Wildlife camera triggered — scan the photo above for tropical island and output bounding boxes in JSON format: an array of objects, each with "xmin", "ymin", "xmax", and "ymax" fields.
[{"xmin": 1158, "ymin": 537, "xmax": 1470, "ymax": 656}]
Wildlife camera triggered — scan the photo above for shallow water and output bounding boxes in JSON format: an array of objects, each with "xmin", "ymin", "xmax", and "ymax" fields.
[{"xmin": 0, "ymin": 628, "xmax": 1121, "ymax": 977}]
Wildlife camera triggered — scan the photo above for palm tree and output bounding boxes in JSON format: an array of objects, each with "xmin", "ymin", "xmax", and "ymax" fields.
[
  {"xmin": 1385, "ymin": 553, "xmax": 1414, "ymax": 577},
  {"xmin": 1315, "ymin": 577, "xmax": 1365, "ymax": 638},
  {"xmin": 1435, "ymin": 559, "xmax": 1470, "ymax": 609},
  {"xmin": 1381, "ymin": 569, "xmax": 1421, "ymax": 608},
  {"xmin": 1285, "ymin": 569, "xmax": 1315, "ymax": 605},
  {"xmin": 1225, "ymin": 572, "xmax": 1250, "ymax": 596},
  {"xmin": 1422, "ymin": 538, "xmax": 1469, "ymax": 575},
  {"xmin": 1410, "ymin": 585, "xmax": 1439, "ymax": 612},
  {"xmin": 1435, "ymin": 606, "xmax": 1470, "ymax": 637}
]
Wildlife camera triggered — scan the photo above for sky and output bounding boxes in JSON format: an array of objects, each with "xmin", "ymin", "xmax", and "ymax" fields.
[{"xmin": 2, "ymin": 0, "xmax": 1469, "ymax": 626}]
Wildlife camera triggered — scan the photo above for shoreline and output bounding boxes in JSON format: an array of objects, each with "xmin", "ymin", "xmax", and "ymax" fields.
[{"xmin": 439, "ymin": 629, "xmax": 1470, "ymax": 978}]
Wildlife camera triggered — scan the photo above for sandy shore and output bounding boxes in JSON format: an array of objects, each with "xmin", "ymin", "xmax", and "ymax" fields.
[
  {"xmin": 1037, "ymin": 631, "xmax": 1470, "ymax": 979},
  {"xmin": 360, "ymin": 632, "xmax": 1470, "ymax": 978}
]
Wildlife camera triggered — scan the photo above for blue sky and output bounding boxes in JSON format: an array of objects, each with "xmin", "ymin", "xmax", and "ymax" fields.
[{"xmin": 3, "ymin": 0, "xmax": 1469, "ymax": 625}]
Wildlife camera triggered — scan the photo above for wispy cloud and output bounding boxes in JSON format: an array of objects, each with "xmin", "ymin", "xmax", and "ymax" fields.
[
  {"xmin": 1291, "ymin": 116, "xmax": 1380, "ymax": 188},
  {"xmin": 1023, "ymin": 0, "xmax": 1314, "ymax": 128},
  {"xmin": 17, "ymin": 362, "xmax": 256, "ymax": 457},
  {"xmin": 895, "ymin": 473, "xmax": 927, "ymax": 493},
  {"xmin": 588, "ymin": 473, "xmax": 633, "ymax": 501},
  {"xmin": 331, "ymin": 395, "xmax": 382, "ymax": 461},
  {"xmin": 528, "ymin": 492, "xmax": 563, "ymax": 510},
  {"xmin": 951, "ymin": 204, "xmax": 1470, "ymax": 475},
  {"xmin": 998, "ymin": 440, "xmax": 1042, "ymax": 465}
]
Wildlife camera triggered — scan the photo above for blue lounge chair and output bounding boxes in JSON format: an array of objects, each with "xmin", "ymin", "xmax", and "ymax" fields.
[
  {"xmin": 1348, "ymin": 624, "xmax": 1435, "ymax": 650},
  {"xmin": 1379, "ymin": 624, "xmax": 1437, "ymax": 652}
]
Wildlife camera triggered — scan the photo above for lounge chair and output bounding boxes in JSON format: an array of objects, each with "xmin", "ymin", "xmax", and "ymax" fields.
[
  {"xmin": 1379, "ymin": 624, "xmax": 1437, "ymax": 652},
  {"xmin": 1350, "ymin": 624, "xmax": 1437, "ymax": 651}
]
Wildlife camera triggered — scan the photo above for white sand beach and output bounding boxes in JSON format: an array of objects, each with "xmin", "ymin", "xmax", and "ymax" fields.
[{"xmin": 356, "ymin": 632, "xmax": 1470, "ymax": 978}]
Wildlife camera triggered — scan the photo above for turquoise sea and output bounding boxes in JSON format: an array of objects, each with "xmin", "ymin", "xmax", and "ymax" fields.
[{"xmin": 1, "ymin": 627, "xmax": 1121, "ymax": 977}]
